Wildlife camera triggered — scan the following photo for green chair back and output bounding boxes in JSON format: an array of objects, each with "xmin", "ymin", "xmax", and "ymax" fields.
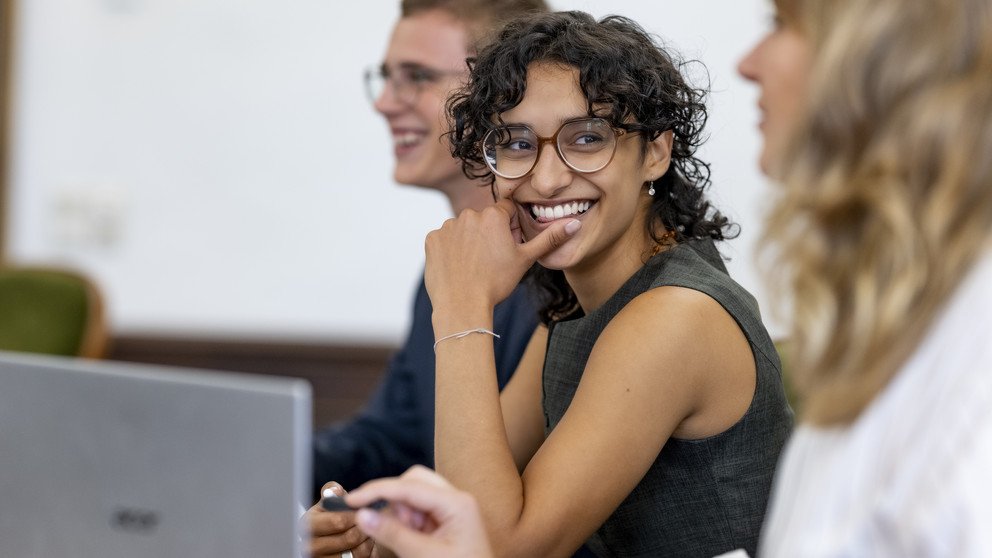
[
  {"xmin": 773, "ymin": 338, "xmax": 800, "ymax": 413},
  {"xmin": 0, "ymin": 267, "xmax": 107, "ymax": 357}
]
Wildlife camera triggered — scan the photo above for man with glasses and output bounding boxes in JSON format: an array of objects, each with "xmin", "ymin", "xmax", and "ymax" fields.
[{"xmin": 307, "ymin": 1, "xmax": 548, "ymax": 556}]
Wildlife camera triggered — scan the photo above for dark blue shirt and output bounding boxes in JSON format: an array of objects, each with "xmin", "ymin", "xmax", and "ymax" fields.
[{"xmin": 312, "ymin": 276, "xmax": 539, "ymax": 493}]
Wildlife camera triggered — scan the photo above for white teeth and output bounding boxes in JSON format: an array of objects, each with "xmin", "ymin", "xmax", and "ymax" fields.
[
  {"xmin": 529, "ymin": 201, "xmax": 594, "ymax": 220},
  {"xmin": 394, "ymin": 132, "xmax": 423, "ymax": 147}
]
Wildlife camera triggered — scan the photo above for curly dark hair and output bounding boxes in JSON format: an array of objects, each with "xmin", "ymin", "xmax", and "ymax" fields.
[{"xmin": 447, "ymin": 11, "xmax": 737, "ymax": 323}]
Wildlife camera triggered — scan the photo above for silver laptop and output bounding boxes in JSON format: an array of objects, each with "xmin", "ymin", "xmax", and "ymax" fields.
[{"xmin": 0, "ymin": 350, "xmax": 312, "ymax": 558}]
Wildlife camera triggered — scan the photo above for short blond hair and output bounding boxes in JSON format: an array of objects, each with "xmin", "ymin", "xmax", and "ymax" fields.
[
  {"xmin": 400, "ymin": 0, "xmax": 548, "ymax": 51},
  {"xmin": 764, "ymin": 0, "xmax": 992, "ymax": 425}
]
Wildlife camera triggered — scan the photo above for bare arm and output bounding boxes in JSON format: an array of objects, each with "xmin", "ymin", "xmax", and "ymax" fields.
[
  {"xmin": 424, "ymin": 203, "xmax": 754, "ymax": 556},
  {"xmin": 500, "ymin": 326, "xmax": 549, "ymax": 472},
  {"xmin": 424, "ymin": 201, "xmax": 577, "ymax": 550},
  {"xmin": 434, "ymin": 286, "xmax": 754, "ymax": 557}
]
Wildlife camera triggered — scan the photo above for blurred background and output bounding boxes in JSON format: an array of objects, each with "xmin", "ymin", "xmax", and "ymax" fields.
[{"xmin": 0, "ymin": 0, "xmax": 773, "ymax": 424}]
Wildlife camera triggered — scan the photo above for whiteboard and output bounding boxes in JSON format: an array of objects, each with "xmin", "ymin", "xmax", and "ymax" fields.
[{"xmin": 5, "ymin": 0, "xmax": 779, "ymax": 343}]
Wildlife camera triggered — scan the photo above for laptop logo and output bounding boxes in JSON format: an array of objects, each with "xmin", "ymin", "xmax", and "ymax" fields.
[{"xmin": 110, "ymin": 507, "xmax": 160, "ymax": 534}]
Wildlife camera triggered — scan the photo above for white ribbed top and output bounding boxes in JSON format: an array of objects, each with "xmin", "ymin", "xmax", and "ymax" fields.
[{"xmin": 760, "ymin": 251, "xmax": 992, "ymax": 557}]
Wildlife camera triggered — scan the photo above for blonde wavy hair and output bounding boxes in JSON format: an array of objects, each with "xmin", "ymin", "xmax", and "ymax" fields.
[{"xmin": 764, "ymin": 0, "xmax": 992, "ymax": 425}]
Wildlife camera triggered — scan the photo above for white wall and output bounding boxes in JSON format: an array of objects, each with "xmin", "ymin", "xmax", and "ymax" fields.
[{"xmin": 5, "ymin": 0, "xmax": 779, "ymax": 344}]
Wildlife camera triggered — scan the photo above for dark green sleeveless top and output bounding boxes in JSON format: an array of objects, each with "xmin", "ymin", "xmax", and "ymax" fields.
[{"xmin": 543, "ymin": 240, "xmax": 793, "ymax": 558}]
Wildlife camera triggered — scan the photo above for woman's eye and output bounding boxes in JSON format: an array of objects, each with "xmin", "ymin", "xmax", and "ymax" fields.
[
  {"xmin": 506, "ymin": 139, "xmax": 535, "ymax": 151},
  {"xmin": 573, "ymin": 134, "xmax": 604, "ymax": 146}
]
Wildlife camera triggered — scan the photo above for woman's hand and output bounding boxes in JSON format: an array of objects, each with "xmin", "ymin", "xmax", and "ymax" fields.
[
  {"xmin": 305, "ymin": 482, "xmax": 376, "ymax": 558},
  {"xmin": 345, "ymin": 466, "xmax": 494, "ymax": 558},
  {"xmin": 424, "ymin": 199, "xmax": 580, "ymax": 315}
]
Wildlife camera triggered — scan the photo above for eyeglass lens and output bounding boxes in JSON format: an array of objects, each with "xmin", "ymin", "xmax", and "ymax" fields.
[
  {"xmin": 364, "ymin": 65, "xmax": 452, "ymax": 106},
  {"xmin": 483, "ymin": 118, "xmax": 619, "ymax": 179},
  {"xmin": 364, "ymin": 67, "xmax": 396, "ymax": 105}
]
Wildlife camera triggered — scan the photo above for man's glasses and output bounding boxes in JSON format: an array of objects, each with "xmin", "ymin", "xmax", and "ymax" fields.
[
  {"xmin": 482, "ymin": 117, "xmax": 628, "ymax": 179},
  {"xmin": 364, "ymin": 63, "xmax": 465, "ymax": 106}
]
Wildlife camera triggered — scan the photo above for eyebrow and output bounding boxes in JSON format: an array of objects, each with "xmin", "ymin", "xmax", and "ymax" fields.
[
  {"xmin": 380, "ymin": 61, "xmax": 466, "ymax": 78},
  {"xmin": 379, "ymin": 61, "xmax": 430, "ymax": 72},
  {"xmin": 397, "ymin": 61, "xmax": 433, "ymax": 71},
  {"xmin": 499, "ymin": 114, "xmax": 599, "ymax": 129}
]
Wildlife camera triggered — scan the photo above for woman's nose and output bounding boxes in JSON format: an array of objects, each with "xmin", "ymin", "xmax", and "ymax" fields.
[
  {"xmin": 528, "ymin": 143, "xmax": 573, "ymax": 198},
  {"xmin": 737, "ymin": 39, "xmax": 763, "ymax": 82}
]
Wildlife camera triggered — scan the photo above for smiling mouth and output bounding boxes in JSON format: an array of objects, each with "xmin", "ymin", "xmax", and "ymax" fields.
[
  {"xmin": 393, "ymin": 131, "xmax": 427, "ymax": 149},
  {"xmin": 528, "ymin": 200, "xmax": 594, "ymax": 223}
]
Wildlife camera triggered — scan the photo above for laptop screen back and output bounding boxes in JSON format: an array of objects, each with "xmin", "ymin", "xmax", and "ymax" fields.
[{"xmin": 0, "ymin": 351, "xmax": 311, "ymax": 558}]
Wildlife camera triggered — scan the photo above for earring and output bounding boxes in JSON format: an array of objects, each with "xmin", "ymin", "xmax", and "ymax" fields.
[{"xmin": 647, "ymin": 181, "xmax": 656, "ymax": 196}]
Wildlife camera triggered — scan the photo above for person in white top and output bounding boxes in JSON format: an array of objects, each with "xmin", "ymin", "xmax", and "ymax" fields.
[
  {"xmin": 737, "ymin": 0, "xmax": 992, "ymax": 555},
  {"xmin": 319, "ymin": 0, "xmax": 992, "ymax": 555}
]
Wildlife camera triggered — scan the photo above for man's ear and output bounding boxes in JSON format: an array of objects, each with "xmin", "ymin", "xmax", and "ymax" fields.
[{"xmin": 644, "ymin": 130, "xmax": 674, "ymax": 181}]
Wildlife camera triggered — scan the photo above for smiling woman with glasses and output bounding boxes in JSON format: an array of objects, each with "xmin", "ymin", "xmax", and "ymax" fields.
[{"xmin": 418, "ymin": 11, "xmax": 793, "ymax": 558}]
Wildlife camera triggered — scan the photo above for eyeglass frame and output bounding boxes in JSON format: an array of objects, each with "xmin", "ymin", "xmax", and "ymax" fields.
[
  {"xmin": 481, "ymin": 117, "xmax": 630, "ymax": 180},
  {"xmin": 363, "ymin": 63, "xmax": 466, "ymax": 106}
]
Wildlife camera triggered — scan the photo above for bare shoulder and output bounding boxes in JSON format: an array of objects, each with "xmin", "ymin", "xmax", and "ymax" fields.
[
  {"xmin": 582, "ymin": 285, "xmax": 734, "ymax": 399},
  {"xmin": 604, "ymin": 285, "xmax": 738, "ymax": 348},
  {"xmin": 590, "ymin": 285, "xmax": 756, "ymax": 438}
]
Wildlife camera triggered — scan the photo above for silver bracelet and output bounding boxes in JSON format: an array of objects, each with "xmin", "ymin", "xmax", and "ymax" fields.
[{"xmin": 433, "ymin": 327, "xmax": 500, "ymax": 352}]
